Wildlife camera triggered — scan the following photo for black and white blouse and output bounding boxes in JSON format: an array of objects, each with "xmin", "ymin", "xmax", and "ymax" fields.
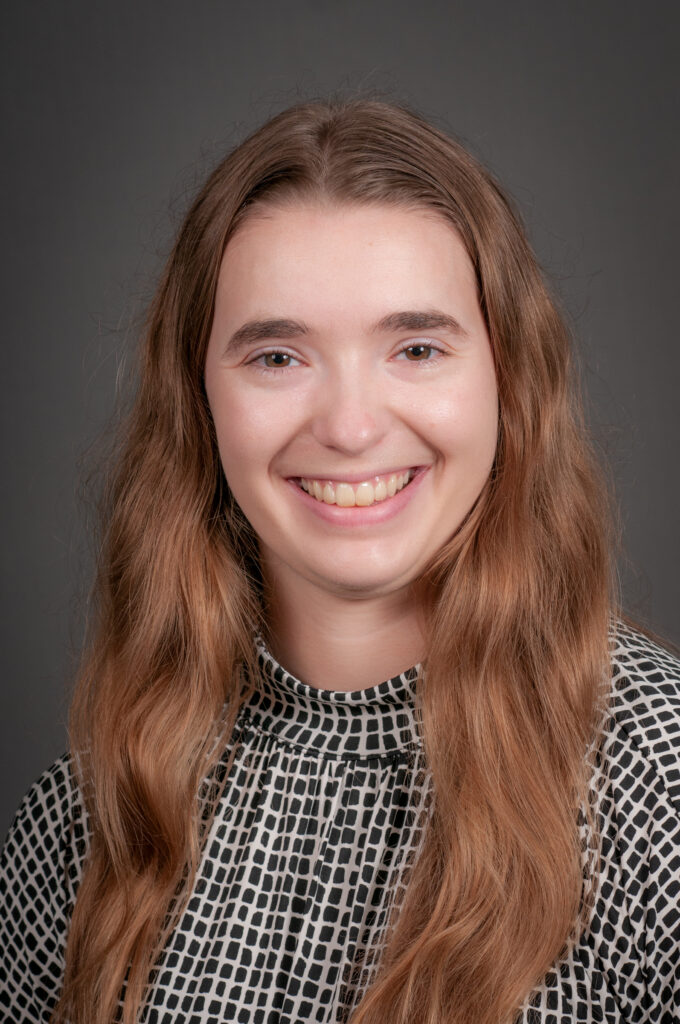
[{"xmin": 1, "ymin": 624, "xmax": 679, "ymax": 1023}]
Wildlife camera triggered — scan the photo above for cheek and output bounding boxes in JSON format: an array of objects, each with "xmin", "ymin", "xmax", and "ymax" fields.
[
  {"xmin": 208, "ymin": 384, "xmax": 299, "ymax": 482},
  {"xmin": 207, "ymin": 387, "xmax": 255, "ymax": 484},
  {"xmin": 417, "ymin": 378, "xmax": 499, "ymax": 467}
]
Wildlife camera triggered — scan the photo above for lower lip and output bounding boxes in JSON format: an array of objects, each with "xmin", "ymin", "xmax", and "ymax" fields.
[{"xmin": 286, "ymin": 467, "xmax": 429, "ymax": 527}]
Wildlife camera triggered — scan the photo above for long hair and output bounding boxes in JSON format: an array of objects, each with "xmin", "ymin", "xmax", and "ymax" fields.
[{"xmin": 55, "ymin": 99, "xmax": 614, "ymax": 1024}]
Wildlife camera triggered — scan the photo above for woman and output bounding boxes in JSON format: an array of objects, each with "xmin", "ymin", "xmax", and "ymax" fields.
[{"xmin": 1, "ymin": 99, "xmax": 678, "ymax": 1024}]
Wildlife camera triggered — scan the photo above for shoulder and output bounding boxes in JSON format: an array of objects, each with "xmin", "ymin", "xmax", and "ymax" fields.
[
  {"xmin": 610, "ymin": 619, "xmax": 680, "ymax": 706},
  {"xmin": 1, "ymin": 753, "xmax": 89, "ymax": 913},
  {"xmin": 604, "ymin": 621, "xmax": 680, "ymax": 814},
  {"xmin": 591, "ymin": 622, "xmax": 680, "ymax": 951},
  {"xmin": 4, "ymin": 753, "xmax": 84, "ymax": 844},
  {"xmin": 549, "ymin": 625, "xmax": 680, "ymax": 1020},
  {"xmin": 0, "ymin": 755, "xmax": 87, "ymax": 1019}
]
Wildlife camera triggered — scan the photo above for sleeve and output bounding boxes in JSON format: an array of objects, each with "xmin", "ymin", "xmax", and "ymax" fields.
[
  {"xmin": 0, "ymin": 756, "xmax": 87, "ymax": 1023},
  {"xmin": 595, "ymin": 630, "xmax": 680, "ymax": 1022},
  {"xmin": 522, "ymin": 629, "xmax": 680, "ymax": 1024}
]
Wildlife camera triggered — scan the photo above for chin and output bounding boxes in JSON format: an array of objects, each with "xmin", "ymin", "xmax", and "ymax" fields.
[{"xmin": 310, "ymin": 566, "xmax": 416, "ymax": 598}]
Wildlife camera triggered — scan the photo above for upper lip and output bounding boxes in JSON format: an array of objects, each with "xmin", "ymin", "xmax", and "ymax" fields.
[{"xmin": 289, "ymin": 466, "xmax": 422, "ymax": 484}]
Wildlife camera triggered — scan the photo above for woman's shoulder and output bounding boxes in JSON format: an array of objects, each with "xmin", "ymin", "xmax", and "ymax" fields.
[
  {"xmin": 1, "ymin": 752, "xmax": 89, "ymax": 909},
  {"xmin": 524, "ymin": 624, "xmax": 680, "ymax": 1022},
  {"xmin": 604, "ymin": 620, "xmax": 680, "ymax": 814},
  {"xmin": 4, "ymin": 752, "xmax": 83, "ymax": 839},
  {"xmin": 1, "ymin": 756, "xmax": 87, "ymax": 1018},
  {"xmin": 610, "ymin": 618, "xmax": 680, "ymax": 697}
]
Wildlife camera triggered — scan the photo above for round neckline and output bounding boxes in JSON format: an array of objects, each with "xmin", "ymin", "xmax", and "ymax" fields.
[{"xmin": 242, "ymin": 636, "xmax": 423, "ymax": 759}]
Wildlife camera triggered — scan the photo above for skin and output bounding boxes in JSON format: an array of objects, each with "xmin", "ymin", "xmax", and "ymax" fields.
[{"xmin": 204, "ymin": 202, "xmax": 499, "ymax": 690}]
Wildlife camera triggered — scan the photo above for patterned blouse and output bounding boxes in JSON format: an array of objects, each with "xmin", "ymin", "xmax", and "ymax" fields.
[{"xmin": 1, "ymin": 624, "xmax": 679, "ymax": 1023}]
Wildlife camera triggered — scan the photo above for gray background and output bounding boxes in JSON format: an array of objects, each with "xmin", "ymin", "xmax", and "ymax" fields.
[{"xmin": 1, "ymin": 0, "xmax": 678, "ymax": 835}]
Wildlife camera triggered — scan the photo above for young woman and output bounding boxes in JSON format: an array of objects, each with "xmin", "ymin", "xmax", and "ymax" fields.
[{"xmin": 1, "ymin": 99, "xmax": 678, "ymax": 1024}]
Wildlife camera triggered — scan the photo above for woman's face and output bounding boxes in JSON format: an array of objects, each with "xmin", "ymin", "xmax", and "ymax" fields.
[{"xmin": 204, "ymin": 202, "xmax": 498, "ymax": 600}]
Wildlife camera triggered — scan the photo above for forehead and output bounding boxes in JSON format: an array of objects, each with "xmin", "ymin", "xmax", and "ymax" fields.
[{"xmin": 214, "ymin": 202, "xmax": 480, "ymax": 325}]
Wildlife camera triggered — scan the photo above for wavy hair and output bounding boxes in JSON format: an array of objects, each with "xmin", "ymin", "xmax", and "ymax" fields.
[{"xmin": 54, "ymin": 99, "xmax": 614, "ymax": 1024}]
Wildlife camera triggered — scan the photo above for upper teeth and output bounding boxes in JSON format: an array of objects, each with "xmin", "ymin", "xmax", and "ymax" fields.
[{"xmin": 298, "ymin": 470, "xmax": 414, "ymax": 507}]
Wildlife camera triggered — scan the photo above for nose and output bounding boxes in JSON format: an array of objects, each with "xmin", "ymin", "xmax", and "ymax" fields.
[{"xmin": 310, "ymin": 368, "xmax": 389, "ymax": 456}]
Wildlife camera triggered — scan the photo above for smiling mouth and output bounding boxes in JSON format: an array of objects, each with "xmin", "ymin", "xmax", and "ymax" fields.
[{"xmin": 294, "ymin": 469, "xmax": 417, "ymax": 507}]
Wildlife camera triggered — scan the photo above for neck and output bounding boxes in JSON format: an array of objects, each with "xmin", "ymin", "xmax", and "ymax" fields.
[{"xmin": 262, "ymin": 568, "xmax": 430, "ymax": 692}]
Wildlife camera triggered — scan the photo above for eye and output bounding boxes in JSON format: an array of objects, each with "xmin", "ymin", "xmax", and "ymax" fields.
[
  {"xmin": 249, "ymin": 350, "xmax": 302, "ymax": 370},
  {"xmin": 395, "ymin": 342, "xmax": 443, "ymax": 362}
]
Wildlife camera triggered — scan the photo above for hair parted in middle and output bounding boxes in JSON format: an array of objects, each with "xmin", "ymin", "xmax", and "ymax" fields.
[{"xmin": 57, "ymin": 98, "xmax": 614, "ymax": 1024}]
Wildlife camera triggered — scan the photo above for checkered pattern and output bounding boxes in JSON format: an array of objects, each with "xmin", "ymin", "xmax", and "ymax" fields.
[{"xmin": 1, "ymin": 625, "xmax": 678, "ymax": 1022}]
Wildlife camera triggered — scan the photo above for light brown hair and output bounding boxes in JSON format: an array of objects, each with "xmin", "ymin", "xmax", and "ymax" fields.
[{"xmin": 55, "ymin": 99, "xmax": 614, "ymax": 1024}]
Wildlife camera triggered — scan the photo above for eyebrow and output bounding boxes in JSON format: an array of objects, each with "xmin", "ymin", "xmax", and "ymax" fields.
[
  {"xmin": 223, "ymin": 308, "xmax": 468, "ymax": 355},
  {"xmin": 225, "ymin": 318, "xmax": 310, "ymax": 354},
  {"xmin": 372, "ymin": 310, "xmax": 468, "ymax": 337}
]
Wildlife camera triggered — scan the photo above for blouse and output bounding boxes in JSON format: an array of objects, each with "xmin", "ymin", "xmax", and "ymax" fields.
[{"xmin": 1, "ymin": 623, "xmax": 679, "ymax": 1023}]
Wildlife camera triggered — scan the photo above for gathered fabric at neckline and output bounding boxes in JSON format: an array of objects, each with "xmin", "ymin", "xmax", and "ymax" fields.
[{"xmin": 241, "ymin": 636, "xmax": 423, "ymax": 759}]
